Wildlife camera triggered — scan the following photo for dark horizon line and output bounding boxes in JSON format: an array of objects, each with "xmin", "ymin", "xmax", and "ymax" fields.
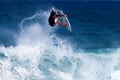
[{"xmin": 1, "ymin": 0, "xmax": 120, "ymax": 2}]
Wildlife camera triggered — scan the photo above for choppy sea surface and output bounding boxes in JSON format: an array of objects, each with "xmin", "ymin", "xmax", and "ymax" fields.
[{"xmin": 0, "ymin": 1, "xmax": 120, "ymax": 80}]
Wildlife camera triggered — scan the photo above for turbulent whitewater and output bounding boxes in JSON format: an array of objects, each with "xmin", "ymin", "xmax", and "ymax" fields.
[
  {"xmin": 0, "ymin": 11, "xmax": 120, "ymax": 80},
  {"xmin": 0, "ymin": 1, "xmax": 120, "ymax": 80}
]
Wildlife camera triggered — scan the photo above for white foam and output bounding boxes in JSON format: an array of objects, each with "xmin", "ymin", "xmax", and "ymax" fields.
[
  {"xmin": 1, "ymin": 11, "xmax": 120, "ymax": 80},
  {"xmin": 111, "ymin": 70, "xmax": 120, "ymax": 80}
]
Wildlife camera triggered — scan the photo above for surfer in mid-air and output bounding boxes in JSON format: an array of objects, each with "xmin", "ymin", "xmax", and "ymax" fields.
[{"xmin": 48, "ymin": 6, "xmax": 68, "ymax": 27}]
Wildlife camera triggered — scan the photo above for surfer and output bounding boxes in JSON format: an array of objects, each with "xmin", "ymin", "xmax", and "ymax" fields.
[{"xmin": 48, "ymin": 6, "xmax": 68, "ymax": 27}]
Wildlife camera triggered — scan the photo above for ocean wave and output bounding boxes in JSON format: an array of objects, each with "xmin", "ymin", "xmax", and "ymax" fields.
[{"xmin": 0, "ymin": 10, "xmax": 120, "ymax": 80}]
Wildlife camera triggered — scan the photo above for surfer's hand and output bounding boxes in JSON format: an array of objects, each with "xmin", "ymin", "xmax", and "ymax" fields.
[{"xmin": 52, "ymin": 6, "xmax": 55, "ymax": 11}]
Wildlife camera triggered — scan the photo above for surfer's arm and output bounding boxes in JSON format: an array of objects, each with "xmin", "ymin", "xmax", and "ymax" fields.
[
  {"xmin": 56, "ymin": 14, "xmax": 67, "ymax": 17},
  {"xmin": 57, "ymin": 20, "xmax": 68, "ymax": 27},
  {"xmin": 52, "ymin": 6, "xmax": 55, "ymax": 11}
]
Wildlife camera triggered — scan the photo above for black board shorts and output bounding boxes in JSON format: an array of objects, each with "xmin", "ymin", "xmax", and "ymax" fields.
[{"xmin": 48, "ymin": 10, "xmax": 56, "ymax": 27}]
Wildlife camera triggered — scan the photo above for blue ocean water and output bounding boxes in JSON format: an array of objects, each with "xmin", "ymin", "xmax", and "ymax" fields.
[{"xmin": 0, "ymin": 1, "xmax": 120, "ymax": 80}]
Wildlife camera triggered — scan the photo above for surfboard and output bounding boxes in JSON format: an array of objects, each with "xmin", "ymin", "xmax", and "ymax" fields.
[
  {"xmin": 56, "ymin": 10, "xmax": 72, "ymax": 32},
  {"xmin": 64, "ymin": 16, "xmax": 72, "ymax": 32}
]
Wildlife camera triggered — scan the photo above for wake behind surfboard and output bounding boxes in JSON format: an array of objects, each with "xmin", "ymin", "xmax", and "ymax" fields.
[{"xmin": 56, "ymin": 10, "xmax": 72, "ymax": 32}]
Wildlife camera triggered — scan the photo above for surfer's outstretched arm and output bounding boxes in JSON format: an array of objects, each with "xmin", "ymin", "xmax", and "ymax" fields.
[{"xmin": 52, "ymin": 6, "xmax": 55, "ymax": 11}]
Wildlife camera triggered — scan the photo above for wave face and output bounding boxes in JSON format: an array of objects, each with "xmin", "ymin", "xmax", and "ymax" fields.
[
  {"xmin": 0, "ymin": 10, "xmax": 120, "ymax": 80},
  {"xmin": 0, "ymin": 1, "xmax": 120, "ymax": 80}
]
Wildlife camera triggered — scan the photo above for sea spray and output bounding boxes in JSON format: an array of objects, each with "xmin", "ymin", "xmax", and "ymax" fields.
[{"xmin": 0, "ymin": 11, "xmax": 120, "ymax": 80}]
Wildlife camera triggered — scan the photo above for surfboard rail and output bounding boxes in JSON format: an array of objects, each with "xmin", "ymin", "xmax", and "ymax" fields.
[{"xmin": 56, "ymin": 10, "xmax": 72, "ymax": 32}]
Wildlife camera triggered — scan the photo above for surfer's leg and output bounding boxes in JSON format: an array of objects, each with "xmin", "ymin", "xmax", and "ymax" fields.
[{"xmin": 57, "ymin": 20, "xmax": 68, "ymax": 27}]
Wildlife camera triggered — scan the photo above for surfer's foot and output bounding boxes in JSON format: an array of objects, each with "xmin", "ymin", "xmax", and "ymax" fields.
[{"xmin": 64, "ymin": 23, "xmax": 68, "ymax": 27}]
